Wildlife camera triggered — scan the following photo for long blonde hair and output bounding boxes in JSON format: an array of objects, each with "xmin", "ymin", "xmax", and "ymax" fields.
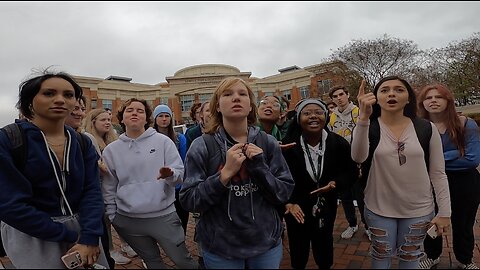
[
  {"xmin": 205, "ymin": 77, "xmax": 257, "ymax": 134},
  {"xmin": 82, "ymin": 108, "xmax": 118, "ymax": 152}
]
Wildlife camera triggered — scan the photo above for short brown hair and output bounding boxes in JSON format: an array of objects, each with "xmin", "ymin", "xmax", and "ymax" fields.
[
  {"xmin": 189, "ymin": 102, "xmax": 202, "ymax": 121},
  {"xmin": 328, "ymin": 85, "xmax": 348, "ymax": 99},
  {"xmin": 116, "ymin": 98, "xmax": 153, "ymax": 132}
]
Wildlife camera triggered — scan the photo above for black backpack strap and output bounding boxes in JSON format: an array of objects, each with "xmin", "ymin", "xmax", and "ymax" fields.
[
  {"xmin": 1, "ymin": 123, "xmax": 27, "ymax": 170},
  {"xmin": 412, "ymin": 118, "xmax": 432, "ymax": 171},
  {"xmin": 202, "ymin": 133, "xmax": 222, "ymax": 174},
  {"xmin": 75, "ymin": 131, "xmax": 88, "ymax": 158},
  {"xmin": 359, "ymin": 118, "xmax": 380, "ymax": 189}
]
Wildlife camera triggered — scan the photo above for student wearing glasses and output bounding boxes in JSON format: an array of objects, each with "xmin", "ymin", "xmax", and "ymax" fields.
[
  {"xmin": 417, "ymin": 84, "xmax": 480, "ymax": 269},
  {"xmin": 351, "ymin": 76, "xmax": 451, "ymax": 269},
  {"xmin": 257, "ymin": 95, "xmax": 283, "ymax": 140}
]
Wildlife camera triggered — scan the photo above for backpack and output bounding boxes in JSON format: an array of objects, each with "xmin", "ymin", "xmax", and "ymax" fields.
[
  {"xmin": 1, "ymin": 123, "xmax": 88, "ymax": 171},
  {"xmin": 359, "ymin": 117, "xmax": 432, "ymax": 189}
]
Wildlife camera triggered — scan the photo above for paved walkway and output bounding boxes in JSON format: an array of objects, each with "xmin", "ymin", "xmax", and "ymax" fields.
[{"xmin": 1, "ymin": 206, "xmax": 480, "ymax": 269}]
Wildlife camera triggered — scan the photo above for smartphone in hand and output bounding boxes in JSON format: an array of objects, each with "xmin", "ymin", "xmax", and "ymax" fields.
[
  {"xmin": 427, "ymin": 224, "xmax": 438, "ymax": 239},
  {"xmin": 61, "ymin": 251, "xmax": 83, "ymax": 269}
]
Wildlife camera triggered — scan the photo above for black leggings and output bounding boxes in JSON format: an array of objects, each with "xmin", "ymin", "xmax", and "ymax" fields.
[{"xmin": 423, "ymin": 169, "xmax": 480, "ymax": 265}]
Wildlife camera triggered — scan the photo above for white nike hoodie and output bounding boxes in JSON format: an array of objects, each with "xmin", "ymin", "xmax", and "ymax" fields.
[{"xmin": 102, "ymin": 127, "xmax": 183, "ymax": 222}]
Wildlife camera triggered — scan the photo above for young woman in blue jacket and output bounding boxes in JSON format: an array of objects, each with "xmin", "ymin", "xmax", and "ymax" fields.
[{"xmin": 0, "ymin": 71, "xmax": 105, "ymax": 268}]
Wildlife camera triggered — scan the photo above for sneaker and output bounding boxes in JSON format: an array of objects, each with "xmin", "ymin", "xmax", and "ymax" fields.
[
  {"xmin": 121, "ymin": 244, "xmax": 138, "ymax": 258},
  {"xmin": 419, "ymin": 257, "xmax": 440, "ymax": 269},
  {"xmin": 341, "ymin": 225, "xmax": 358, "ymax": 239},
  {"xmin": 365, "ymin": 229, "xmax": 372, "ymax": 241},
  {"xmin": 110, "ymin": 250, "xmax": 131, "ymax": 265},
  {"xmin": 461, "ymin": 263, "xmax": 480, "ymax": 269}
]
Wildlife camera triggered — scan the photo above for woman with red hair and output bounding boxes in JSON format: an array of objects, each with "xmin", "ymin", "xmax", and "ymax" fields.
[{"xmin": 418, "ymin": 84, "xmax": 480, "ymax": 269}]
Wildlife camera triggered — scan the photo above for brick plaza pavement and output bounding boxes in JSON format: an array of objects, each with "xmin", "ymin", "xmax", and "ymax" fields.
[{"xmin": 1, "ymin": 205, "xmax": 480, "ymax": 269}]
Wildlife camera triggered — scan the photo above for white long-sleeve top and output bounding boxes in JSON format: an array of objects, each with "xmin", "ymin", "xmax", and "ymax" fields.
[{"xmin": 351, "ymin": 118, "xmax": 451, "ymax": 218}]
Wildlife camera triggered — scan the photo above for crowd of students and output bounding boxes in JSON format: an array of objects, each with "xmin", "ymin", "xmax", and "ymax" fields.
[{"xmin": 0, "ymin": 69, "xmax": 479, "ymax": 269}]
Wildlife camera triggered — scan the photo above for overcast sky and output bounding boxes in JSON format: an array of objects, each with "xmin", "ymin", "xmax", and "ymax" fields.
[{"xmin": 1, "ymin": 1, "xmax": 479, "ymax": 126}]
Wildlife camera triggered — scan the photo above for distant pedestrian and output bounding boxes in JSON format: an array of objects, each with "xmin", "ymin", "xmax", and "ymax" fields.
[
  {"xmin": 83, "ymin": 108, "xmax": 135, "ymax": 265},
  {"xmin": 327, "ymin": 85, "xmax": 368, "ymax": 240},
  {"xmin": 152, "ymin": 104, "xmax": 189, "ymax": 234},
  {"xmin": 183, "ymin": 100, "xmax": 211, "ymax": 268}
]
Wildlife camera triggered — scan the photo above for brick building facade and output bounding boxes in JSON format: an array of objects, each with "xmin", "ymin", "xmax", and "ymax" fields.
[{"xmin": 74, "ymin": 61, "xmax": 348, "ymax": 126}]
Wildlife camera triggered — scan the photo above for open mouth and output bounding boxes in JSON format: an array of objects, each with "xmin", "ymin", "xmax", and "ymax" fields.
[
  {"xmin": 263, "ymin": 109, "xmax": 273, "ymax": 115},
  {"xmin": 387, "ymin": 100, "xmax": 397, "ymax": 104}
]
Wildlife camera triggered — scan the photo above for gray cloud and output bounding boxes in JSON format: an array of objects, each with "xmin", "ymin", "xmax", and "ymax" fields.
[{"xmin": 1, "ymin": 1, "xmax": 479, "ymax": 126}]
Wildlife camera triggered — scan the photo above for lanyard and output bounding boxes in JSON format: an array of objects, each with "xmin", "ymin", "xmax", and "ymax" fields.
[{"xmin": 303, "ymin": 136, "xmax": 324, "ymax": 183}]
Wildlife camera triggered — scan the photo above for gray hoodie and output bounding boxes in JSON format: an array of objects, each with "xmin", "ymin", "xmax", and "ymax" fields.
[
  {"xmin": 102, "ymin": 127, "xmax": 184, "ymax": 222},
  {"xmin": 180, "ymin": 126, "xmax": 294, "ymax": 259}
]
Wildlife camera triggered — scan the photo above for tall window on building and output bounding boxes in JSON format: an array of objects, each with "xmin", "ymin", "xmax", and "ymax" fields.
[
  {"xmin": 103, "ymin": 99, "xmax": 113, "ymax": 110},
  {"xmin": 317, "ymin": 79, "xmax": 332, "ymax": 96},
  {"xmin": 180, "ymin": 94, "xmax": 195, "ymax": 112},
  {"xmin": 282, "ymin": 90, "xmax": 292, "ymax": 101},
  {"xmin": 199, "ymin": 93, "xmax": 212, "ymax": 105},
  {"xmin": 91, "ymin": 99, "xmax": 97, "ymax": 109},
  {"xmin": 299, "ymin": 86, "xmax": 310, "ymax": 99}
]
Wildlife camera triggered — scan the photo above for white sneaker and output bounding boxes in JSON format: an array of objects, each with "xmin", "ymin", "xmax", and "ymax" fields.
[
  {"xmin": 461, "ymin": 262, "xmax": 480, "ymax": 269},
  {"xmin": 121, "ymin": 244, "xmax": 138, "ymax": 258},
  {"xmin": 341, "ymin": 225, "xmax": 358, "ymax": 239},
  {"xmin": 365, "ymin": 229, "xmax": 372, "ymax": 241},
  {"xmin": 419, "ymin": 257, "xmax": 440, "ymax": 269},
  {"xmin": 110, "ymin": 250, "xmax": 131, "ymax": 265}
]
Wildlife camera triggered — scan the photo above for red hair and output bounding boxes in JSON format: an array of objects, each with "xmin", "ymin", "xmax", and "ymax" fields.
[{"xmin": 417, "ymin": 83, "xmax": 465, "ymax": 156}]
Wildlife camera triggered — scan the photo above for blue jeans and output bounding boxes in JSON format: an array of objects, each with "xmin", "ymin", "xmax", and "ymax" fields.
[
  {"xmin": 203, "ymin": 241, "xmax": 282, "ymax": 269},
  {"xmin": 364, "ymin": 208, "xmax": 433, "ymax": 269}
]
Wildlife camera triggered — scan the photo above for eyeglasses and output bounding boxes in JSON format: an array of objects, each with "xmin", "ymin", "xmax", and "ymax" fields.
[
  {"xmin": 259, "ymin": 99, "xmax": 280, "ymax": 108},
  {"xmin": 398, "ymin": 141, "xmax": 406, "ymax": 166},
  {"xmin": 301, "ymin": 110, "xmax": 325, "ymax": 117}
]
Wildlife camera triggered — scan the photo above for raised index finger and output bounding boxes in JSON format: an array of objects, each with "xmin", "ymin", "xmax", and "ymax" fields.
[{"xmin": 357, "ymin": 79, "xmax": 366, "ymax": 98}]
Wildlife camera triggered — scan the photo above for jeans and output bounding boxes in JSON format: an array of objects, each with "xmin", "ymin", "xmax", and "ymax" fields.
[
  {"xmin": 364, "ymin": 208, "xmax": 433, "ymax": 269},
  {"xmin": 203, "ymin": 241, "xmax": 283, "ymax": 269}
]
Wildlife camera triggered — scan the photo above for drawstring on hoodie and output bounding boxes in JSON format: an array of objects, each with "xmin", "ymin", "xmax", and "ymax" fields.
[
  {"xmin": 222, "ymin": 131, "xmax": 255, "ymax": 222},
  {"xmin": 40, "ymin": 130, "xmax": 74, "ymax": 216}
]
